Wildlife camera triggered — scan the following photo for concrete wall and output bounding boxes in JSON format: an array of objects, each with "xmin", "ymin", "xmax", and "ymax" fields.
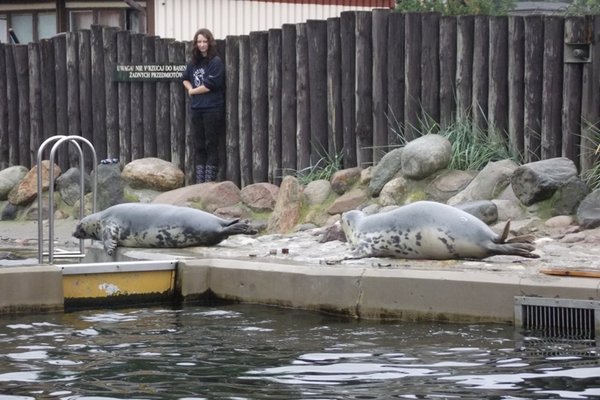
[{"xmin": 0, "ymin": 265, "xmax": 64, "ymax": 314}]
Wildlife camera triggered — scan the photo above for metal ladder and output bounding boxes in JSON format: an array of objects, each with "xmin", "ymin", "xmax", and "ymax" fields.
[{"xmin": 37, "ymin": 135, "xmax": 98, "ymax": 264}]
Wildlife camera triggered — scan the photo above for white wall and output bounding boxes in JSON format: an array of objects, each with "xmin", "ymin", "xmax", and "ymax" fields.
[{"xmin": 154, "ymin": 0, "xmax": 390, "ymax": 41}]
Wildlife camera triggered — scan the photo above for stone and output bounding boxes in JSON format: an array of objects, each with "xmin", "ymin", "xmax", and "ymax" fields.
[
  {"xmin": 545, "ymin": 215, "xmax": 574, "ymax": 229},
  {"xmin": 548, "ymin": 176, "xmax": 589, "ymax": 216},
  {"xmin": 0, "ymin": 166, "xmax": 28, "ymax": 200},
  {"xmin": 214, "ymin": 205, "xmax": 250, "ymax": 220},
  {"xmin": 95, "ymin": 164, "xmax": 126, "ymax": 211},
  {"xmin": 152, "ymin": 183, "xmax": 216, "ymax": 206},
  {"xmin": 0, "ymin": 201, "xmax": 20, "ymax": 221},
  {"xmin": 576, "ymin": 189, "xmax": 600, "ymax": 229},
  {"xmin": 326, "ymin": 187, "xmax": 368, "ymax": 215},
  {"xmin": 368, "ymin": 148, "xmax": 403, "ymax": 197},
  {"xmin": 268, "ymin": 175, "xmax": 302, "ymax": 233},
  {"xmin": 122, "ymin": 157, "xmax": 185, "ymax": 192},
  {"xmin": 193, "ymin": 181, "xmax": 242, "ymax": 213},
  {"xmin": 455, "ymin": 200, "xmax": 498, "ymax": 225},
  {"xmin": 492, "ymin": 199, "xmax": 525, "ymax": 222},
  {"xmin": 401, "ymin": 134, "xmax": 452, "ymax": 179},
  {"xmin": 378, "ymin": 177, "xmax": 408, "ymax": 207},
  {"xmin": 426, "ymin": 169, "xmax": 476, "ymax": 203},
  {"xmin": 331, "ymin": 167, "xmax": 361, "ymax": 195},
  {"xmin": 55, "ymin": 167, "xmax": 91, "ymax": 206},
  {"xmin": 448, "ymin": 159, "xmax": 518, "ymax": 205},
  {"xmin": 303, "ymin": 179, "xmax": 332, "ymax": 206},
  {"xmin": 8, "ymin": 161, "xmax": 62, "ymax": 206},
  {"xmin": 240, "ymin": 182, "xmax": 279, "ymax": 212},
  {"xmin": 318, "ymin": 223, "xmax": 347, "ymax": 243},
  {"xmin": 510, "ymin": 157, "xmax": 578, "ymax": 206}
]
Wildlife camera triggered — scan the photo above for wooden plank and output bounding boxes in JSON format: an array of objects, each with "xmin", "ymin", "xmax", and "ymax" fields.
[
  {"xmin": 225, "ymin": 35, "xmax": 241, "ymax": 186},
  {"xmin": 540, "ymin": 269, "xmax": 600, "ymax": 279},
  {"xmin": 238, "ymin": 35, "xmax": 253, "ymax": 186},
  {"xmin": 167, "ymin": 40, "xmax": 185, "ymax": 172},
  {"xmin": 456, "ymin": 15, "xmax": 474, "ymax": 119},
  {"xmin": 40, "ymin": 39, "xmax": 57, "ymax": 159},
  {"xmin": 439, "ymin": 16, "xmax": 456, "ymax": 130},
  {"xmin": 355, "ymin": 11, "xmax": 373, "ymax": 166},
  {"xmin": 281, "ymin": 24, "xmax": 297, "ymax": 177},
  {"xmin": 15, "ymin": 45, "xmax": 31, "ymax": 167},
  {"xmin": 307, "ymin": 19, "xmax": 329, "ymax": 166},
  {"xmin": 117, "ymin": 30, "xmax": 131, "ymax": 164},
  {"xmin": 28, "ymin": 42, "xmax": 43, "ymax": 167},
  {"xmin": 562, "ymin": 16, "xmax": 585, "ymax": 166},
  {"xmin": 5, "ymin": 45, "xmax": 19, "ymax": 166},
  {"xmin": 104, "ymin": 27, "xmax": 119, "ymax": 161},
  {"xmin": 580, "ymin": 15, "xmax": 600, "ymax": 172},
  {"xmin": 53, "ymin": 34, "xmax": 69, "ymax": 166},
  {"xmin": 268, "ymin": 28, "xmax": 283, "ymax": 184},
  {"xmin": 404, "ymin": 12, "xmax": 421, "ymax": 142},
  {"xmin": 155, "ymin": 37, "xmax": 171, "ymax": 162},
  {"xmin": 472, "ymin": 16, "xmax": 489, "ymax": 134},
  {"xmin": 340, "ymin": 11, "xmax": 357, "ymax": 167},
  {"xmin": 91, "ymin": 25, "xmax": 107, "ymax": 161},
  {"xmin": 524, "ymin": 15, "xmax": 543, "ymax": 162},
  {"xmin": 387, "ymin": 12, "xmax": 405, "ymax": 145},
  {"xmin": 66, "ymin": 32, "xmax": 82, "ymax": 167},
  {"xmin": 421, "ymin": 12, "xmax": 440, "ymax": 127},
  {"xmin": 508, "ymin": 16, "xmax": 525, "ymax": 158},
  {"xmin": 327, "ymin": 17, "xmax": 343, "ymax": 164},
  {"xmin": 143, "ymin": 35, "xmax": 157, "ymax": 158},
  {"xmin": 78, "ymin": 30, "xmax": 94, "ymax": 169},
  {"xmin": 541, "ymin": 16, "xmax": 563, "ymax": 159},
  {"xmin": 372, "ymin": 9, "xmax": 389, "ymax": 163},
  {"xmin": 488, "ymin": 16, "xmax": 509, "ymax": 138},
  {"xmin": 0, "ymin": 44, "xmax": 7, "ymax": 169},
  {"xmin": 251, "ymin": 31, "xmax": 269, "ymax": 183},
  {"xmin": 130, "ymin": 33, "xmax": 143, "ymax": 162},
  {"xmin": 296, "ymin": 23, "xmax": 310, "ymax": 171}
]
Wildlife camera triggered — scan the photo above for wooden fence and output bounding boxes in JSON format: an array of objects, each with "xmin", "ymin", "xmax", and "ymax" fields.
[{"xmin": 0, "ymin": 12, "xmax": 599, "ymax": 188}]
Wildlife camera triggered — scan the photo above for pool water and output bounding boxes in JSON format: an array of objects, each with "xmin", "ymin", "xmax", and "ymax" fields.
[{"xmin": 0, "ymin": 304, "xmax": 598, "ymax": 399}]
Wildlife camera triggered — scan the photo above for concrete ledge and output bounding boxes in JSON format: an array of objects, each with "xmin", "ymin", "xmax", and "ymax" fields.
[
  {"xmin": 179, "ymin": 259, "xmax": 600, "ymax": 323},
  {"xmin": 0, "ymin": 265, "xmax": 64, "ymax": 314}
]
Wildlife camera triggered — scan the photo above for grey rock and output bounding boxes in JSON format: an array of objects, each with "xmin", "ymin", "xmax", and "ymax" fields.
[
  {"xmin": 448, "ymin": 159, "xmax": 518, "ymax": 205},
  {"xmin": 1, "ymin": 201, "xmax": 19, "ymax": 221},
  {"xmin": 576, "ymin": 189, "xmax": 600, "ymax": 229},
  {"xmin": 550, "ymin": 176, "xmax": 589, "ymax": 216},
  {"xmin": 368, "ymin": 148, "xmax": 403, "ymax": 197},
  {"xmin": 510, "ymin": 157, "xmax": 578, "ymax": 206},
  {"xmin": 455, "ymin": 200, "xmax": 498, "ymax": 225},
  {"xmin": 492, "ymin": 199, "xmax": 526, "ymax": 221},
  {"xmin": 331, "ymin": 167, "xmax": 361, "ymax": 195},
  {"xmin": 0, "ymin": 166, "xmax": 28, "ymax": 201},
  {"xmin": 95, "ymin": 164, "xmax": 126, "ymax": 211},
  {"xmin": 401, "ymin": 134, "xmax": 452, "ymax": 180},
  {"xmin": 56, "ymin": 167, "xmax": 91, "ymax": 206},
  {"xmin": 426, "ymin": 169, "xmax": 476, "ymax": 203},
  {"xmin": 303, "ymin": 179, "xmax": 332, "ymax": 206}
]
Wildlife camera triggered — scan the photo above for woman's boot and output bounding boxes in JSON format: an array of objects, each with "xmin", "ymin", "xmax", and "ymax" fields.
[
  {"xmin": 195, "ymin": 164, "xmax": 205, "ymax": 184},
  {"xmin": 205, "ymin": 165, "xmax": 217, "ymax": 182}
]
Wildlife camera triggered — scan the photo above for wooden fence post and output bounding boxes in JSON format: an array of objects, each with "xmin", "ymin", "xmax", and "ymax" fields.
[
  {"xmin": 307, "ymin": 20, "xmax": 329, "ymax": 166},
  {"xmin": 66, "ymin": 33, "xmax": 82, "ymax": 167},
  {"xmin": 268, "ymin": 28, "xmax": 283, "ymax": 185},
  {"xmin": 155, "ymin": 38, "xmax": 171, "ymax": 162},
  {"xmin": 225, "ymin": 35, "xmax": 241, "ymax": 186},
  {"xmin": 239, "ymin": 35, "xmax": 253, "ymax": 186},
  {"xmin": 541, "ymin": 16, "xmax": 564, "ymax": 159},
  {"xmin": 167, "ymin": 40, "xmax": 185, "ymax": 174},
  {"xmin": 404, "ymin": 12, "xmax": 421, "ymax": 142},
  {"xmin": 250, "ymin": 31, "xmax": 269, "ymax": 183},
  {"xmin": 421, "ymin": 12, "xmax": 440, "ymax": 128},
  {"xmin": 91, "ymin": 25, "xmax": 107, "ymax": 161},
  {"xmin": 281, "ymin": 24, "xmax": 297, "ymax": 177},
  {"xmin": 79, "ymin": 30, "xmax": 94, "ymax": 169},
  {"xmin": 143, "ymin": 35, "xmax": 157, "ymax": 158},
  {"xmin": 104, "ymin": 27, "xmax": 119, "ymax": 161},
  {"xmin": 524, "ymin": 15, "xmax": 543, "ymax": 162},
  {"xmin": 508, "ymin": 16, "xmax": 525, "ymax": 158},
  {"xmin": 340, "ymin": 11, "xmax": 356, "ymax": 167},
  {"xmin": 116, "ymin": 30, "xmax": 131, "ymax": 164},
  {"xmin": 488, "ymin": 16, "xmax": 509, "ymax": 138},
  {"xmin": 296, "ymin": 23, "xmax": 310, "ymax": 172},
  {"xmin": 0, "ymin": 44, "xmax": 7, "ymax": 169},
  {"xmin": 40, "ymin": 39, "xmax": 57, "ymax": 152},
  {"xmin": 327, "ymin": 17, "xmax": 343, "ymax": 164},
  {"xmin": 28, "ymin": 42, "xmax": 43, "ymax": 166},
  {"xmin": 5, "ymin": 45, "xmax": 19, "ymax": 166},
  {"xmin": 456, "ymin": 15, "xmax": 474, "ymax": 119},
  {"xmin": 372, "ymin": 9, "xmax": 390, "ymax": 162},
  {"xmin": 355, "ymin": 11, "xmax": 373, "ymax": 166},
  {"xmin": 130, "ymin": 34, "xmax": 144, "ymax": 162},
  {"xmin": 15, "ymin": 45, "xmax": 31, "ymax": 167},
  {"xmin": 472, "ymin": 16, "xmax": 489, "ymax": 134},
  {"xmin": 580, "ymin": 15, "xmax": 600, "ymax": 172},
  {"xmin": 439, "ymin": 16, "xmax": 456, "ymax": 130},
  {"xmin": 387, "ymin": 12, "xmax": 405, "ymax": 145}
]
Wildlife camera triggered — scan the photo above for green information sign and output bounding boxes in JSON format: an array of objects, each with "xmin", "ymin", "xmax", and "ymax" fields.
[{"xmin": 114, "ymin": 64, "xmax": 186, "ymax": 81}]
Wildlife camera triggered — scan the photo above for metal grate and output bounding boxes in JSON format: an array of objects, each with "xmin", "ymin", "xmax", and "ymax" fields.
[{"xmin": 514, "ymin": 297, "xmax": 600, "ymax": 340}]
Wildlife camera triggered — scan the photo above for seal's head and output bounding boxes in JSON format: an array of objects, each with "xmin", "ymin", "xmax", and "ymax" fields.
[
  {"xmin": 340, "ymin": 210, "xmax": 364, "ymax": 246},
  {"xmin": 73, "ymin": 215, "xmax": 102, "ymax": 240}
]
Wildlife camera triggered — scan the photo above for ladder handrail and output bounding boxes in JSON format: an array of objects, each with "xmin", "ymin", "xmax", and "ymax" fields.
[{"xmin": 37, "ymin": 135, "xmax": 98, "ymax": 264}]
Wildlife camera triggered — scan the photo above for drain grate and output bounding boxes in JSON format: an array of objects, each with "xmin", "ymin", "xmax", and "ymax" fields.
[{"xmin": 514, "ymin": 297, "xmax": 600, "ymax": 340}]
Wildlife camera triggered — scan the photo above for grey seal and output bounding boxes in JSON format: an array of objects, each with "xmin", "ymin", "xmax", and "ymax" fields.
[
  {"xmin": 73, "ymin": 203, "xmax": 257, "ymax": 255},
  {"xmin": 341, "ymin": 201, "xmax": 539, "ymax": 260}
]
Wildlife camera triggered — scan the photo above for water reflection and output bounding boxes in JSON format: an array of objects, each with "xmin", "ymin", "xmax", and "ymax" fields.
[{"xmin": 0, "ymin": 304, "xmax": 598, "ymax": 399}]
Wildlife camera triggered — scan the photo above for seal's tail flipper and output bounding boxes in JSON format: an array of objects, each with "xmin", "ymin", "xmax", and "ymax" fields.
[{"xmin": 223, "ymin": 221, "xmax": 258, "ymax": 236}]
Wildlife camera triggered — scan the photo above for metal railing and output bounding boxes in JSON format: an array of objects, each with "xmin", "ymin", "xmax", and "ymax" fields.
[{"xmin": 37, "ymin": 135, "xmax": 98, "ymax": 264}]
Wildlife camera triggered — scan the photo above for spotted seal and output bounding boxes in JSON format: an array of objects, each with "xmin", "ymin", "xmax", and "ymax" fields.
[
  {"xmin": 73, "ymin": 203, "xmax": 257, "ymax": 255},
  {"xmin": 340, "ymin": 201, "xmax": 539, "ymax": 260}
]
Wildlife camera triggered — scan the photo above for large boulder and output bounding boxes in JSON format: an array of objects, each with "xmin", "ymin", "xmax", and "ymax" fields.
[
  {"xmin": 8, "ymin": 161, "xmax": 61, "ymax": 206},
  {"xmin": 401, "ymin": 134, "xmax": 452, "ymax": 180},
  {"xmin": 268, "ymin": 175, "xmax": 302, "ymax": 233},
  {"xmin": 56, "ymin": 167, "xmax": 92, "ymax": 206},
  {"xmin": 368, "ymin": 148, "xmax": 403, "ymax": 197},
  {"xmin": 577, "ymin": 189, "xmax": 600, "ymax": 229},
  {"xmin": 122, "ymin": 157, "xmax": 184, "ymax": 192},
  {"xmin": 240, "ymin": 182, "xmax": 279, "ymax": 212},
  {"xmin": 303, "ymin": 179, "xmax": 332, "ymax": 206},
  {"xmin": 95, "ymin": 164, "xmax": 126, "ymax": 210},
  {"xmin": 191, "ymin": 181, "xmax": 242, "ymax": 212},
  {"xmin": 448, "ymin": 159, "xmax": 518, "ymax": 205},
  {"xmin": 510, "ymin": 157, "xmax": 578, "ymax": 206},
  {"xmin": 331, "ymin": 167, "xmax": 361, "ymax": 195},
  {"xmin": 327, "ymin": 187, "xmax": 369, "ymax": 215},
  {"xmin": 0, "ymin": 166, "xmax": 28, "ymax": 200}
]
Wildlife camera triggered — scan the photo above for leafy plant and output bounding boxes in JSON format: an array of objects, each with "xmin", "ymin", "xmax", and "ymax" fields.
[
  {"xmin": 395, "ymin": 0, "xmax": 516, "ymax": 16},
  {"xmin": 581, "ymin": 122, "xmax": 600, "ymax": 191},
  {"xmin": 566, "ymin": 0, "xmax": 600, "ymax": 15},
  {"xmin": 294, "ymin": 142, "xmax": 343, "ymax": 185}
]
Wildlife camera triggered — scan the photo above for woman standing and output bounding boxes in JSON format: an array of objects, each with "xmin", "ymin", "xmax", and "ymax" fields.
[{"xmin": 182, "ymin": 28, "xmax": 225, "ymax": 183}]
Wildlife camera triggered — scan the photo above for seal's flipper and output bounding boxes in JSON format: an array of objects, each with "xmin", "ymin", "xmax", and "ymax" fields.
[
  {"xmin": 101, "ymin": 222, "xmax": 120, "ymax": 255},
  {"xmin": 222, "ymin": 221, "xmax": 258, "ymax": 236}
]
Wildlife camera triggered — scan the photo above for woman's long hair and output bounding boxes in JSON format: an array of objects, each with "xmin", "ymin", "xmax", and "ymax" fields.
[{"xmin": 190, "ymin": 28, "xmax": 217, "ymax": 66}]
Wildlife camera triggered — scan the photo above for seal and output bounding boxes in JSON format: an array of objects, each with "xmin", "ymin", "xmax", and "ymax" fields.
[
  {"xmin": 73, "ymin": 203, "xmax": 257, "ymax": 256},
  {"xmin": 340, "ymin": 201, "xmax": 539, "ymax": 260}
]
